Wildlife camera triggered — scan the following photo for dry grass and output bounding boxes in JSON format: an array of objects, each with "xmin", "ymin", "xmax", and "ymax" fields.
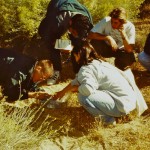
[
  {"xmin": 0, "ymin": 60, "xmax": 150, "ymax": 150},
  {"xmin": 0, "ymin": 17, "xmax": 150, "ymax": 150}
]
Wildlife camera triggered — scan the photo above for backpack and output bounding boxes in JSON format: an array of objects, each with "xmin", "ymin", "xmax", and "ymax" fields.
[{"xmin": 0, "ymin": 48, "xmax": 37, "ymax": 101}]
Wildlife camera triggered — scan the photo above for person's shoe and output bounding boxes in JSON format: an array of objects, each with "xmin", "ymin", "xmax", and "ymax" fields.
[
  {"xmin": 47, "ymin": 71, "xmax": 60, "ymax": 85},
  {"xmin": 101, "ymin": 116, "xmax": 116, "ymax": 126},
  {"xmin": 104, "ymin": 117, "xmax": 116, "ymax": 126},
  {"xmin": 47, "ymin": 100, "xmax": 60, "ymax": 108}
]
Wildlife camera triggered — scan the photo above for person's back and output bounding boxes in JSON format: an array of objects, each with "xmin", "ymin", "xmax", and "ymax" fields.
[
  {"xmin": 38, "ymin": 0, "xmax": 93, "ymax": 85},
  {"xmin": 77, "ymin": 59, "xmax": 137, "ymax": 113},
  {"xmin": 38, "ymin": 0, "xmax": 93, "ymax": 42},
  {"xmin": 0, "ymin": 48, "xmax": 36, "ymax": 101}
]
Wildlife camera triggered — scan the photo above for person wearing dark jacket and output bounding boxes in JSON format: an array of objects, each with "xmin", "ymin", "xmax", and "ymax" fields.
[
  {"xmin": 138, "ymin": 33, "xmax": 150, "ymax": 72},
  {"xmin": 38, "ymin": 0, "xmax": 93, "ymax": 85},
  {"xmin": 0, "ymin": 48, "xmax": 53, "ymax": 101},
  {"xmin": 0, "ymin": 48, "xmax": 37, "ymax": 101}
]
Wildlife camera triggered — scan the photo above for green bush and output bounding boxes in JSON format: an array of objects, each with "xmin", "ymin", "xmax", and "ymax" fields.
[
  {"xmin": 0, "ymin": 0, "xmax": 145, "ymax": 44},
  {"xmin": 79, "ymin": 0, "xmax": 145, "ymax": 23},
  {"xmin": 0, "ymin": 0, "xmax": 49, "ymax": 38}
]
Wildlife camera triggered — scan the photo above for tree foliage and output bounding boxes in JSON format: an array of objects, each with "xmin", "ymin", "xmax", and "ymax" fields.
[
  {"xmin": 79, "ymin": 0, "xmax": 145, "ymax": 23},
  {"xmin": 0, "ymin": 0, "xmax": 49, "ymax": 37},
  {"xmin": 0, "ymin": 0, "xmax": 145, "ymax": 44}
]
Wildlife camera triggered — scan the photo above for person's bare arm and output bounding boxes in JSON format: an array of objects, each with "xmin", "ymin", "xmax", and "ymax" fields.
[
  {"xmin": 53, "ymin": 82, "xmax": 78, "ymax": 100},
  {"xmin": 28, "ymin": 83, "xmax": 78, "ymax": 100},
  {"xmin": 118, "ymin": 26, "xmax": 133, "ymax": 52},
  {"xmin": 88, "ymin": 32, "xmax": 118, "ymax": 51},
  {"xmin": 28, "ymin": 91, "xmax": 51, "ymax": 99}
]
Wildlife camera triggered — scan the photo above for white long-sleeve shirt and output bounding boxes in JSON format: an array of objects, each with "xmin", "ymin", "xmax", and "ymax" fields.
[
  {"xmin": 71, "ymin": 60, "xmax": 147, "ymax": 115},
  {"xmin": 91, "ymin": 17, "xmax": 135, "ymax": 49}
]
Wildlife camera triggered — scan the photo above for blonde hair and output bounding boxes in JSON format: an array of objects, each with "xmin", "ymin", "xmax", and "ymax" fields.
[{"xmin": 109, "ymin": 7, "xmax": 127, "ymax": 24}]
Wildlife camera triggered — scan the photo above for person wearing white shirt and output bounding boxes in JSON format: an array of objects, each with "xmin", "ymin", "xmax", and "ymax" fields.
[
  {"xmin": 88, "ymin": 7, "xmax": 136, "ymax": 70},
  {"xmin": 52, "ymin": 42, "xmax": 147, "ymax": 125}
]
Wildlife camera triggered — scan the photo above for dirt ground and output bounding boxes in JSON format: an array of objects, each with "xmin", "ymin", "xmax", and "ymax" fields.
[
  {"xmin": 1, "ymin": 41, "xmax": 150, "ymax": 150},
  {"xmin": 3, "ymin": 57, "xmax": 149, "ymax": 138}
]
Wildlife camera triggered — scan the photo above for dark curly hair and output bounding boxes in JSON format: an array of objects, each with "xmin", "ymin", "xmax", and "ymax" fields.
[
  {"xmin": 71, "ymin": 41, "xmax": 104, "ymax": 73},
  {"xmin": 70, "ymin": 14, "xmax": 93, "ymax": 40}
]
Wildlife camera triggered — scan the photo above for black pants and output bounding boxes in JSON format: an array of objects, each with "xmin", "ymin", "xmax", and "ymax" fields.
[
  {"xmin": 91, "ymin": 40, "xmax": 136, "ymax": 70},
  {"xmin": 38, "ymin": 11, "xmax": 71, "ymax": 72},
  {"xmin": 48, "ymin": 42, "xmax": 62, "ymax": 71}
]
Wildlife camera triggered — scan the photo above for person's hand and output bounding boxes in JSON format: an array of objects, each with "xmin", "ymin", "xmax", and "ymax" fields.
[
  {"xmin": 51, "ymin": 82, "xmax": 79, "ymax": 101},
  {"xmin": 118, "ymin": 24, "xmax": 125, "ymax": 35},
  {"xmin": 106, "ymin": 36, "xmax": 118, "ymax": 51},
  {"xmin": 71, "ymin": 85, "xmax": 78, "ymax": 92},
  {"xmin": 53, "ymin": 90, "xmax": 65, "ymax": 100},
  {"xmin": 117, "ymin": 25, "xmax": 133, "ymax": 53},
  {"xmin": 28, "ymin": 91, "xmax": 51, "ymax": 99},
  {"xmin": 118, "ymin": 25, "xmax": 128, "ymax": 41}
]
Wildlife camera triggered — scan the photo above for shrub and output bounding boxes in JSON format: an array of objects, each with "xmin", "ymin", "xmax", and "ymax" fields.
[
  {"xmin": 0, "ymin": 0, "xmax": 49, "ymax": 38},
  {"xmin": 0, "ymin": 0, "xmax": 145, "ymax": 46},
  {"xmin": 79, "ymin": 0, "xmax": 145, "ymax": 23},
  {"xmin": 0, "ymin": 102, "xmax": 59, "ymax": 149}
]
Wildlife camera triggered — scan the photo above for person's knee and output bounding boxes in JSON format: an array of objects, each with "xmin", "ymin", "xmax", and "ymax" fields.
[
  {"xmin": 78, "ymin": 93, "xmax": 86, "ymax": 105},
  {"xmin": 91, "ymin": 40, "xmax": 115, "ymax": 57},
  {"xmin": 115, "ymin": 51, "xmax": 136, "ymax": 70},
  {"xmin": 138, "ymin": 51, "xmax": 147, "ymax": 63}
]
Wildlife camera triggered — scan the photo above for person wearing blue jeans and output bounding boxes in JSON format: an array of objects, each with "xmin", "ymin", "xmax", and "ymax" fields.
[
  {"xmin": 52, "ymin": 42, "xmax": 147, "ymax": 125},
  {"xmin": 138, "ymin": 33, "xmax": 150, "ymax": 72},
  {"xmin": 78, "ymin": 91, "xmax": 126, "ymax": 124}
]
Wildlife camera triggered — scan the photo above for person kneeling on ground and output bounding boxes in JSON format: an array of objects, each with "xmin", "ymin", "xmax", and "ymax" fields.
[
  {"xmin": 0, "ymin": 48, "xmax": 53, "ymax": 101},
  {"xmin": 88, "ymin": 7, "xmax": 136, "ymax": 71},
  {"xmin": 52, "ymin": 42, "xmax": 148, "ymax": 125},
  {"xmin": 138, "ymin": 33, "xmax": 150, "ymax": 72}
]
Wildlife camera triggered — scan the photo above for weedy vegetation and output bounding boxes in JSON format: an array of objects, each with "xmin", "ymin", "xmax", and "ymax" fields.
[{"xmin": 0, "ymin": 0, "xmax": 150, "ymax": 150}]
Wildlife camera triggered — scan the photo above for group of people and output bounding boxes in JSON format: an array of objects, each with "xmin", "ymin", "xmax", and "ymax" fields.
[
  {"xmin": 0, "ymin": 0, "xmax": 148, "ymax": 125},
  {"xmin": 38, "ymin": 0, "xmax": 137, "ymax": 85},
  {"xmin": 37, "ymin": 0, "xmax": 148, "ymax": 125}
]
